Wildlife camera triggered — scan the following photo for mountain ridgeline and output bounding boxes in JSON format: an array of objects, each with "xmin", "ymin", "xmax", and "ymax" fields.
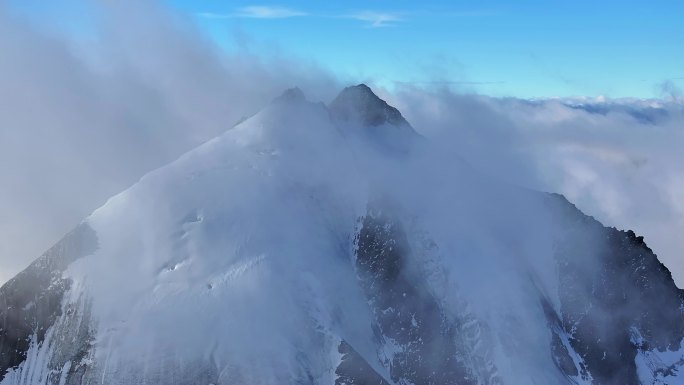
[{"xmin": 1, "ymin": 85, "xmax": 682, "ymax": 384}]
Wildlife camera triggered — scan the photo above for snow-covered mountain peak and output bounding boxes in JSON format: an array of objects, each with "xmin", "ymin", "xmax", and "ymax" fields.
[
  {"xmin": 328, "ymin": 84, "xmax": 422, "ymax": 155},
  {"xmin": 273, "ymin": 86, "xmax": 307, "ymax": 104},
  {"xmin": 329, "ymin": 84, "xmax": 413, "ymax": 130},
  {"xmin": 1, "ymin": 85, "xmax": 683, "ymax": 385}
]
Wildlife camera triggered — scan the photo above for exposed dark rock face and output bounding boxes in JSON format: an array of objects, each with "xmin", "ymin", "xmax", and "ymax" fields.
[
  {"xmin": 353, "ymin": 206, "xmax": 476, "ymax": 385},
  {"xmin": 541, "ymin": 296, "xmax": 586, "ymax": 380},
  {"xmin": 347, "ymin": 192, "xmax": 684, "ymax": 385},
  {"xmin": 328, "ymin": 84, "xmax": 424, "ymax": 156},
  {"xmin": 329, "ymin": 84, "xmax": 413, "ymax": 130},
  {"xmin": 547, "ymin": 193, "xmax": 684, "ymax": 384},
  {"xmin": 0, "ymin": 223, "xmax": 97, "ymax": 380}
]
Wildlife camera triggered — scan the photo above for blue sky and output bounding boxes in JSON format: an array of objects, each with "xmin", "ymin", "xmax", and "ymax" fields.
[{"xmin": 8, "ymin": 0, "xmax": 684, "ymax": 98}]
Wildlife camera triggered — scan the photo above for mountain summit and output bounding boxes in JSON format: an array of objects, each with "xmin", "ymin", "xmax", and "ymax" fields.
[
  {"xmin": 0, "ymin": 85, "xmax": 683, "ymax": 385},
  {"xmin": 329, "ymin": 84, "xmax": 412, "ymax": 129},
  {"xmin": 329, "ymin": 84, "xmax": 421, "ymax": 154},
  {"xmin": 273, "ymin": 87, "xmax": 307, "ymax": 104}
]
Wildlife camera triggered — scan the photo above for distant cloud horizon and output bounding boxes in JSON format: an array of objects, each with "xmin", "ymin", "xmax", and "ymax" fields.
[
  {"xmin": 197, "ymin": 6, "xmax": 308, "ymax": 20},
  {"xmin": 196, "ymin": 6, "xmax": 404, "ymax": 28}
]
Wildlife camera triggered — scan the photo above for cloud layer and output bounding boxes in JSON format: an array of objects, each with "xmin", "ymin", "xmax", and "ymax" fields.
[
  {"xmin": 0, "ymin": 1, "xmax": 339, "ymax": 284},
  {"xmin": 198, "ymin": 6, "xmax": 308, "ymax": 20},
  {"xmin": 197, "ymin": 6, "xmax": 404, "ymax": 28},
  {"xmin": 345, "ymin": 11, "xmax": 403, "ymax": 27},
  {"xmin": 1, "ymin": 1, "xmax": 683, "ymax": 289},
  {"xmin": 387, "ymin": 86, "xmax": 684, "ymax": 285}
]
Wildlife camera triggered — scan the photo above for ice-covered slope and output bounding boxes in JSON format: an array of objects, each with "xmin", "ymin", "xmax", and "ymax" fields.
[{"xmin": 1, "ymin": 85, "xmax": 683, "ymax": 385}]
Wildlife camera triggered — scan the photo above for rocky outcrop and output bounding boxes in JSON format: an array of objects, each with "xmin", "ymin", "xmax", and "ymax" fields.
[
  {"xmin": 329, "ymin": 84, "xmax": 413, "ymax": 129},
  {"xmin": 0, "ymin": 223, "xmax": 97, "ymax": 380},
  {"xmin": 547, "ymin": 193, "xmax": 684, "ymax": 384},
  {"xmin": 353, "ymin": 206, "xmax": 477, "ymax": 385}
]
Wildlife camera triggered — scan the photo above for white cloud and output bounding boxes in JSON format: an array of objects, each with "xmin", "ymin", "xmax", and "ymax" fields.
[
  {"xmin": 237, "ymin": 6, "xmax": 307, "ymax": 18},
  {"xmin": 0, "ymin": 1, "xmax": 338, "ymax": 285},
  {"xmin": 199, "ymin": 7, "xmax": 402, "ymax": 27},
  {"xmin": 200, "ymin": 6, "xmax": 308, "ymax": 20},
  {"xmin": 3, "ymin": 0, "xmax": 684, "ymax": 296},
  {"xmin": 346, "ymin": 11, "xmax": 403, "ymax": 28},
  {"xmin": 388, "ymin": 85, "xmax": 684, "ymax": 285}
]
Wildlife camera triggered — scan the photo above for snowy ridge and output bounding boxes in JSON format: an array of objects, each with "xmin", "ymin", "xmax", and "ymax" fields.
[
  {"xmin": 1, "ymin": 85, "xmax": 683, "ymax": 384},
  {"xmin": 631, "ymin": 328, "xmax": 684, "ymax": 384}
]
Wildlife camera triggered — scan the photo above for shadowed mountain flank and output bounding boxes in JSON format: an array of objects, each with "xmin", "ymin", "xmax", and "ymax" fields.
[
  {"xmin": 0, "ymin": 223, "xmax": 97, "ymax": 379},
  {"xmin": 329, "ymin": 84, "xmax": 414, "ymax": 130},
  {"xmin": 0, "ymin": 86, "xmax": 683, "ymax": 385}
]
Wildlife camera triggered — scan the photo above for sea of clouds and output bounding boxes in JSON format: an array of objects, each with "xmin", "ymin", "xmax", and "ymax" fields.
[{"xmin": 388, "ymin": 88, "xmax": 684, "ymax": 285}]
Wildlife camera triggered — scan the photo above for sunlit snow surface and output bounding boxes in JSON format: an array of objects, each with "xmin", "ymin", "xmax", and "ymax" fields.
[{"xmin": 2, "ymin": 91, "xmax": 682, "ymax": 384}]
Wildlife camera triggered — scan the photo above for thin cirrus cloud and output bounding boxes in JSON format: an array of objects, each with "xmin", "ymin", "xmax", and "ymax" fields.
[
  {"xmin": 197, "ymin": 6, "xmax": 308, "ymax": 20},
  {"xmin": 197, "ymin": 6, "xmax": 403, "ymax": 27},
  {"xmin": 234, "ymin": 5, "xmax": 308, "ymax": 19},
  {"xmin": 344, "ymin": 11, "xmax": 403, "ymax": 28}
]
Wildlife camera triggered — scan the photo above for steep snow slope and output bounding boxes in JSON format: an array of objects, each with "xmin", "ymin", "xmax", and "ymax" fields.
[{"xmin": 1, "ymin": 85, "xmax": 683, "ymax": 385}]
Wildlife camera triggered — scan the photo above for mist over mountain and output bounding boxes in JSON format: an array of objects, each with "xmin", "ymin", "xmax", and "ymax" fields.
[
  {"xmin": 1, "ymin": 2, "xmax": 684, "ymax": 384},
  {"xmin": 0, "ymin": 1, "xmax": 340, "ymax": 285},
  {"xmin": 1, "ymin": 1, "xmax": 683, "ymax": 288},
  {"xmin": 1, "ymin": 85, "xmax": 682, "ymax": 385},
  {"xmin": 388, "ymin": 89, "xmax": 684, "ymax": 286}
]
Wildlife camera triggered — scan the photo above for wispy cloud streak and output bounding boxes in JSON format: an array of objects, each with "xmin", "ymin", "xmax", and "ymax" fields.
[
  {"xmin": 345, "ymin": 11, "xmax": 403, "ymax": 27},
  {"xmin": 197, "ymin": 6, "xmax": 307, "ymax": 20},
  {"xmin": 198, "ymin": 6, "xmax": 405, "ymax": 28}
]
